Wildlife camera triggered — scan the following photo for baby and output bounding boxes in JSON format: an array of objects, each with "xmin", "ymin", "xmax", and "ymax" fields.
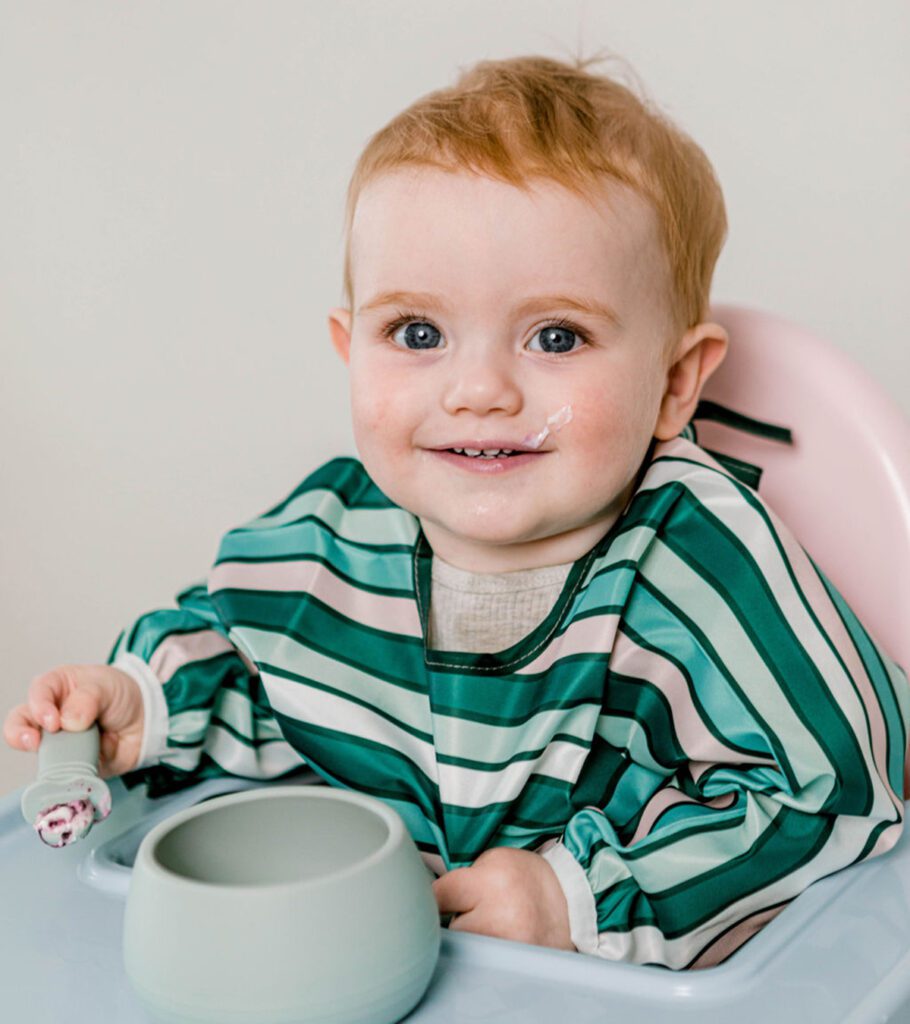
[{"xmin": 5, "ymin": 53, "xmax": 909, "ymax": 969}]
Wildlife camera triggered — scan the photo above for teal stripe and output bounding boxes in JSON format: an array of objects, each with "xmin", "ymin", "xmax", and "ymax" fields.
[
  {"xmin": 662, "ymin": 489, "xmax": 872, "ymax": 814},
  {"xmin": 640, "ymin": 805, "xmax": 833, "ymax": 938},
  {"xmin": 616, "ymin": 619, "xmax": 767, "ymax": 759},
  {"xmin": 816, "ymin": 566, "xmax": 909, "ymax": 795},
  {"xmin": 217, "ymin": 518, "xmax": 417, "ymax": 572},
  {"xmin": 623, "ymin": 577, "xmax": 778, "ymax": 764}
]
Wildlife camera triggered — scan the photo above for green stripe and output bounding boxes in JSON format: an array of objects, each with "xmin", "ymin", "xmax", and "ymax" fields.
[
  {"xmin": 662, "ymin": 488, "xmax": 872, "ymax": 813},
  {"xmin": 643, "ymin": 805, "xmax": 834, "ymax": 937},
  {"xmin": 604, "ymin": 674, "xmax": 687, "ymax": 768},
  {"xmin": 276, "ymin": 714, "xmax": 440, "ymax": 817},
  {"xmin": 616, "ymin": 620, "xmax": 768, "ymax": 760},
  {"xmin": 816, "ymin": 565, "xmax": 909, "ymax": 795},
  {"xmin": 212, "ymin": 590, "xmax": 426, "ymax": 688}
]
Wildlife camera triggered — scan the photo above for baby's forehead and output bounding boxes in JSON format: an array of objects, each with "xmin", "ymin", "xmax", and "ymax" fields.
[
  {"xmin": 353, "ymin": 166, "xmax": 654, "ymax": 229},
  {"xmin": 351, "ymin": 168, "xmax": 666, "ymax": 295}
]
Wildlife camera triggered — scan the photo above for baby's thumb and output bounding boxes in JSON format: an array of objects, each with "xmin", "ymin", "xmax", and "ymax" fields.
[{"xmin": 59, "ymin": 690, "xmax": 101, "ymax": 732}]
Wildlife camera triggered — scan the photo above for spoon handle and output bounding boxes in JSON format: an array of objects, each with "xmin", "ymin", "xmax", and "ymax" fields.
[{"xmin": 37, "ymin": 723, "xmax": 101, "ymax": 777}]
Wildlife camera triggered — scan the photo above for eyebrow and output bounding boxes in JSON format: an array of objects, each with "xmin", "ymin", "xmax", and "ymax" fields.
[{"xmin": 357, "ymin": 289, "xmax": 622, "ymax": 328}]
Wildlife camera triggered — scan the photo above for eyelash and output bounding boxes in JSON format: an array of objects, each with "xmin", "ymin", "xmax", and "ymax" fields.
[{"xmin": 379, "ymin": 309, "xmax": 592, "ymax": 357}]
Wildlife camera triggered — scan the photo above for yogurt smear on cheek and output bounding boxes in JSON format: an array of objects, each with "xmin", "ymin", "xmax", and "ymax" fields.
[{"xmin": 521, "ymin": 404, "xmax": 573, "ymax": 450}]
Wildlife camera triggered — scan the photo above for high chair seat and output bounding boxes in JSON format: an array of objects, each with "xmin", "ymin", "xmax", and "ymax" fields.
[{"xmin": 700, "ymin": 303, "xmax": 910, "ymax": 795}]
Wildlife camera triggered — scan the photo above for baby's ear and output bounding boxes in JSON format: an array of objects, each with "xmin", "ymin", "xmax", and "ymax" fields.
[
  {"xmin": 327, "ymin": 308, "xmax": 353, "ymax": 365},
  {"xmin": 654, "ymin": 322, "xmax": 729, "ymax": 441}
]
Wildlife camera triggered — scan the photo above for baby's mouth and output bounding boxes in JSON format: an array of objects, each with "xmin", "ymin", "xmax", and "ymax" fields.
[{"xmin": 446, "ymin": 447, "xmax": 522, "ymax": 460}]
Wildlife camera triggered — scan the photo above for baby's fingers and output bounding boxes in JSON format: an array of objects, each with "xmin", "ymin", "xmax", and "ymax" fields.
[
  {"xmin": 2, "ymin": 703, "xmax": 42, "ymax": 751},
  {"xmin": 27, "ymin": 665, "xmax": 100, "ymax": 734},
  {"xmin": 26, "ymin": 667, "xmax": 73, "ymax": 732}
]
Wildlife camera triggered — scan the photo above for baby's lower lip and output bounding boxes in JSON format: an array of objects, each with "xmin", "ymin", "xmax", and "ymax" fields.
[{"xmin": 428, "ymin": 449, "xmax": 544, "ymax": 473}]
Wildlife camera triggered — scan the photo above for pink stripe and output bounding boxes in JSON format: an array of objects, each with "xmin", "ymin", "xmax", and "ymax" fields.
[
  {"xmin": 688, "ymin": 903, "xmax": 788, "ymax": 969},
  {"xmin": 209, "ymin": 560, "xmax": 422, "ymax": 638},
  {"xmin": 651, "ymin": 437, "xmax": 900, "ymax": 810},
  {"xmin": 519, "ymin": 613, "xmax": 620, "ymax": 675},
  {"xmin": 868, "ymin": 819, "xmax": 903, "ymax": 859},
  {"xmin": 631, "ymin": 786, "xmax": 737, "ymax": 844},
  {"xmin": 149, "ymin": 629, "xmax": 235, "ymax": 684},
  {"xmin": 766, "ymin": 502, "xmax": 899, "ymax": 809},
  {"xmin": 609, "ymin": 630, "xmax": 764, "ymax": 766}
]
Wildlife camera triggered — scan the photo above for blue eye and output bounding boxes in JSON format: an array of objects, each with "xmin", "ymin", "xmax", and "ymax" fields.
[
  {"xmin": 528, "ymin": 322, "xmax": 588, "ymax": 354},
  {"xmin": 383, "ymin": 317, "xmax": 443, "ymax": 350},
  {"xmin": 380, "ymin": 311, "xmax": 590, "ymax": 354}
]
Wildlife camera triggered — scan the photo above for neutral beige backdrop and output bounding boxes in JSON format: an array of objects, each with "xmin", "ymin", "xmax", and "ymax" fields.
[{"xmin": 2, "ymin": 0, "xmax": 908, "ymax": 797}]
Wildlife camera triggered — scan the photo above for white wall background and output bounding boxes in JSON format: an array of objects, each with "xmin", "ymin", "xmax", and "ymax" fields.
[{"xmin": 2, "ymin": 0, "xmax": 908, "ymax": 796}]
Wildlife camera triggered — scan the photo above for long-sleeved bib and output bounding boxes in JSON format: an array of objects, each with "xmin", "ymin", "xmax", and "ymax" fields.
[{"xmin": 109, "ymin": 433, "xmax": 909, "ymax": 969}]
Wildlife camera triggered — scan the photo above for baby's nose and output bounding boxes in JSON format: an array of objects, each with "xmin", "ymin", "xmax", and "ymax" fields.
[{"xmin": 440, "ymin": 359, "xmax": 523, "ymax": 417}]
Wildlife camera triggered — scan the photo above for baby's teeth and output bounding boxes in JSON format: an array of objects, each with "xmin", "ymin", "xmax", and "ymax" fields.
[{"xmin": 448, "ymin": 447, "xmax": 517, "ymax": 458}]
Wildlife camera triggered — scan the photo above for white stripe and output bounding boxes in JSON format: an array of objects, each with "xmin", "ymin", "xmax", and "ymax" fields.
[
  {"xmin": 437, "ymin": 739, "xmax": 587, "ymax": 809},
  {"xmin": 234, "ymin": 625, "xmax": 433, "ymax": 738},
  {"xmin": 645, "ymin": 449, "xmax": 892, "ymax": 815},
  {"xmin": 431, "ymin": 701, "xmax": 599, "ymax": 765},
  {"xmin": 260, "ymin": 669, "xmax": 438, "ymax": 784},
  {"xmin": 159, "ymin": 721, "xmax": 309, "ymax": 779},
  {"xmin": 640, "ymin": 538, "xmax": 835, "ymax": 802}
]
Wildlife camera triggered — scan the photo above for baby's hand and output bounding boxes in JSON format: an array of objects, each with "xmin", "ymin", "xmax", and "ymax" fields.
[
  {"xmin": 2, "ymin": 664, "xmax": 144, "ymax": 779},
  {"xmin": 432, "ymin": 846, "xmax": 575, "ymax": 951}
]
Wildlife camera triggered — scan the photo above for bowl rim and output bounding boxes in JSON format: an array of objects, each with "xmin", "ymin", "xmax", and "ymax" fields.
[{"xmin": 134, "ymin": 784, "xmax": 407, "ymax": 893}]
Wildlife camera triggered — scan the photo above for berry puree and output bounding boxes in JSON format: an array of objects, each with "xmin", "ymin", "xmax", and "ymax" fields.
[{"xmin": 33, "ymin": 794, "xmax": 111, "ymax": 848}]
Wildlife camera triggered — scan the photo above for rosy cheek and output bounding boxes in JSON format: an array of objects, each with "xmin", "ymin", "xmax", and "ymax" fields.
[
  {"xmin": 562, "ymin": 386, "xmax": 649, "ymax": 467},
  {"xmin": 349, "ymin": 366, "xmax": 390, "ymax": 433}
]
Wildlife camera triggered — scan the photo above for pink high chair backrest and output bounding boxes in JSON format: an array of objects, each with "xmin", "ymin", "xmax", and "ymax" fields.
[{"xmin": 700, "ymin": 305, "xmax": 910, "ymax": 796}]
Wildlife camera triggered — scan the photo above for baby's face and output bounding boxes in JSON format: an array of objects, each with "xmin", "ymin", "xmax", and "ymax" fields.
[{"xmin": 329, "ymin": 168, "xmax": 682, "ymax": 571}]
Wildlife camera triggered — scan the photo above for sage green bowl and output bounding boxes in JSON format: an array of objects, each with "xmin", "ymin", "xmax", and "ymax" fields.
[{"xmin": 123, "ymin": 785, "xmax": 441, "ymax": 1024}]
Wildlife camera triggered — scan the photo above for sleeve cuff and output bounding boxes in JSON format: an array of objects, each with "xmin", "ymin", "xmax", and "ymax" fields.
[
  {"xmin": 539, "ymin": 841, "xmax": 599, "ymax": 955},
  {"xmin": 112, "ymin": 651, "xmax": 169, "ymax": 770}
]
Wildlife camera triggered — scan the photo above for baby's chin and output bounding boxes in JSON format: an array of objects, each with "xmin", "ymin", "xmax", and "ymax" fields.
[{"xmin": 418, "ymin": 511, "xmax": 561, "ymax": 557}]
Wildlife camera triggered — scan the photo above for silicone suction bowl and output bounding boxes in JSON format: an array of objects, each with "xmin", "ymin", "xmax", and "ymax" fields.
[{"xmin": 122, "ymin": 785, "xmax": 441, "ymax": 1024}]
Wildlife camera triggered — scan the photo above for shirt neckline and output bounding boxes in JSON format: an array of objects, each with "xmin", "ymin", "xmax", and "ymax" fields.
[
  {"xmin": 430, "ymin": 554, "xmax": 574, "ymax": 594},
  {"xmin": 414, "ymin": 527, "xmax": 604, "ymax": 674},
  {"xmin": 409, "ymin": 436, "xmax": 660, "ymax": 674}
]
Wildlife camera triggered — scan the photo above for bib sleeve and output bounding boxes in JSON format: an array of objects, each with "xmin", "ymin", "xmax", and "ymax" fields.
[
  {"xmin": 106, "ymin": 580, "xmax": 309, "ymax": 798},
  {"xmin": 541, "ymin": 459, "xmax": 909, "ymax": 969}
]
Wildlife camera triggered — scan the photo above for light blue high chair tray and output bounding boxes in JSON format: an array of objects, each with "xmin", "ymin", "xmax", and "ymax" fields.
[{"xmin": 1, "ymin": 769, "xmax": 909, "ymax": 1023}]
